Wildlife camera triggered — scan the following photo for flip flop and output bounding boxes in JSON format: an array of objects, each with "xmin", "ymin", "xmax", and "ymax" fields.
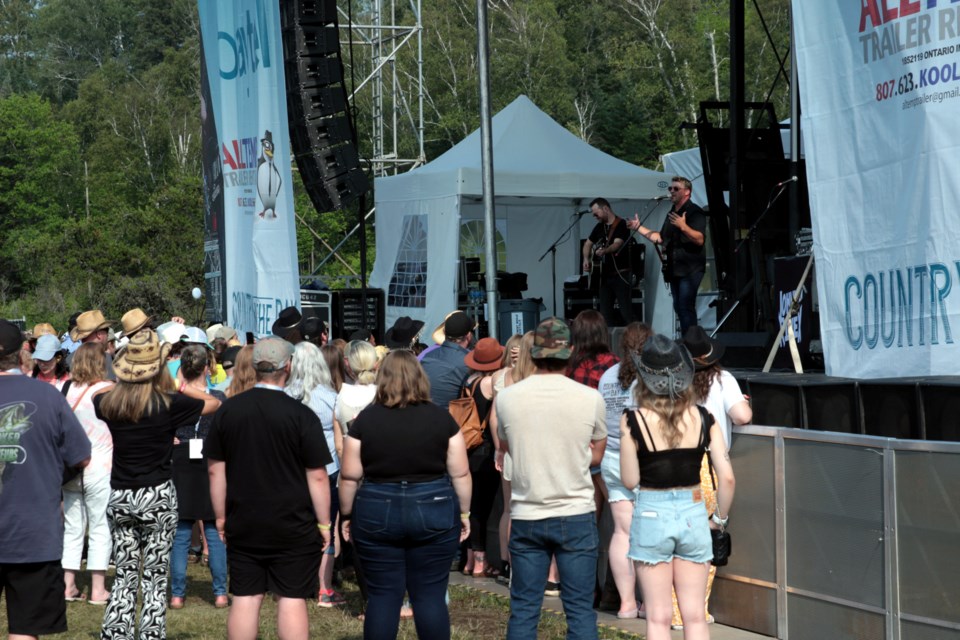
[
  {"xmin": 65, "ymin": 591, "xmax": 86, "ymax": 602},
  {"xmin": 88, "ymin": 598, "xmax": 109, "ymax": 606}
]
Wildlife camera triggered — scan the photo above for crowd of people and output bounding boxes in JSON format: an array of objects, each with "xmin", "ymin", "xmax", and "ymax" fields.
[{"xmin": 0, "ymin": 302, "xmax": 748, "ymax": 640}]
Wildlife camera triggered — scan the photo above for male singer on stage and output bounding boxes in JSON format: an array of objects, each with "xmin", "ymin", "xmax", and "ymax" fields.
[
  {"xmin": 582, "ymin": 197, "xmax": 635, "ymax": 327},
  {"xmin": 628, "ymin": 176, "xmax": 706, "ymax": 334}
]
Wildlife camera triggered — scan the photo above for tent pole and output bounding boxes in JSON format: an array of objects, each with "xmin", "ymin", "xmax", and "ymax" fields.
[{"xmin": 476, "ymin": 0, "xmax": 498, "ymax": 339}]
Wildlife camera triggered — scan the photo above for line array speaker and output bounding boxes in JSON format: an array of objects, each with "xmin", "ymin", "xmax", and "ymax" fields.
[{"xmin": 281, "ymin": 0, "xmax": 368, "ymax": 211}]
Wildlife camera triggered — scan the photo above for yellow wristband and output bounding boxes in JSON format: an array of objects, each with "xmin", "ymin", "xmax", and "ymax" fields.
[
  {"xmin": 460, "ymin": 512, "xmax": 470, "ymax": 520},
  {"xmin": 317, "ymin": 523, "xmax": 331, "ymax": 531}
]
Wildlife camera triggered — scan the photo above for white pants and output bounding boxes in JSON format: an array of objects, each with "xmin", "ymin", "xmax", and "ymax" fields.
[{"xmin": 62, "ymin": 472, "xmax": 112, "ymax": 570}]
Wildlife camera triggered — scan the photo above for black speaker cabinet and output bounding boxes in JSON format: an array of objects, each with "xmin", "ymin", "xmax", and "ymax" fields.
[
  {"xmin": 744, "ymin": 377, "xmax": 804, "ymax": 429},
  {"xmin": 281, "ymin": 0, "xmax": 368, "ymax": 212},
  {"xmin": 800, "ymin": 378, "xmax": 861, "ymax": 434},
  {"xmin": 859, "ymin": 379, "xmax": 922, "ymax": 440},
  {"xmin": 919, "ymin": 378, "xmax": 960, "ymax": 442},
  {"xmin": 333, "ymin": 288, "xmax": 385, "ymax": 344}
]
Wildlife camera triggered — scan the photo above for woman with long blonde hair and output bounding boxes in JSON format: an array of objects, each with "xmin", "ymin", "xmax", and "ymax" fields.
[
  {"xmin": 94, "ymin": 329, "xmax": 221, "ymax": 639},
  {"xmin": 225, "ymin": 345, "xmax": 255, "ymax": 397},
  {"xmin": 619, "ymin": 335, "xmax": 735, "ymax": 640}
]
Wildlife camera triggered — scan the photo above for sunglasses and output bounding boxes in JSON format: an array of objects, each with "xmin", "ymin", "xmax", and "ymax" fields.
[{"xmin": 667, "ymin": 186, "xmax": 683, "ymax": 192}]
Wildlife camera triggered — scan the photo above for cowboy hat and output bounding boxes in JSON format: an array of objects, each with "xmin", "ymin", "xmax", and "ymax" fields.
[
  {"xmin": 113, "ymin": 329, "xmax": 172, "ymax": 383},
  {"xmin": 385, "ymin": 316, "xmax": 425, "ymax": 349},
  {"xmin": 634, "ymin": 333, "xmax": 694, "ymax": 398},
  {"xmin": 69, "ymin": 310, "xmax": 112, "ymax": 342},
  {"xmin": 121, "ymin": 308, "xmax": 152, "ymax": 337},
  {"xmin": 464, "ymin": 337, "xmax": 505, "ymax": 371},
  {"xmin": 272, "ymin": 306, "xmax": 304, "ymax": 339},
  {"xmin": 682, "ymin": 326, "xmax": 725, "ymax": 370}
]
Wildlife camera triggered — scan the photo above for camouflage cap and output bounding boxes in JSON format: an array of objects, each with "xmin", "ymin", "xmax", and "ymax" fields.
[{"xmin": 531, "ymin": 317, "xmax": 572, "ymax": 360}]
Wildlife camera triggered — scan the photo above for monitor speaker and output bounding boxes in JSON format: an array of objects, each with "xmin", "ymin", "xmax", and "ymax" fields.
[{"xmin": 859, "ymin": 381, "xmax": 922, "ymax": 440}]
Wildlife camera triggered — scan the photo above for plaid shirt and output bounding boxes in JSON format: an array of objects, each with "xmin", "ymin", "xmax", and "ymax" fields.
[{"xmin": 567, "ymin": 352, "xmax": 619, "ymax": 389}]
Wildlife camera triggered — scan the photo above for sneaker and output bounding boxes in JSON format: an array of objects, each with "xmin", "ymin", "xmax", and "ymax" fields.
[
  {"xmin": 496, "ymin": 562, "xmax": 511, "ymax": 588},
  {"xmin": 317, "ymin": 589, "xmax": 346, "ymax": 608},
  {"xmin": 544, "ymin": 581, "xmax": 561, "ymax": 597}
]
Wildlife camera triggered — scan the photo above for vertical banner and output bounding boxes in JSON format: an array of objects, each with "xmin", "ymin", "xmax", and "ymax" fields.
[
  {"xmin": 793, "ymin": 1, "xmax": 960, "ymax": 378},
  {"xmin": 198, "ymin": 0, "xmax": 300, "ymax": 338}
]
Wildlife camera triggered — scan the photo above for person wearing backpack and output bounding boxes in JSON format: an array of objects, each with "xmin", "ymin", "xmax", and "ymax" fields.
[{"xmin": 455, "ymin": 337, "xmax": 504, "ymax": 577}]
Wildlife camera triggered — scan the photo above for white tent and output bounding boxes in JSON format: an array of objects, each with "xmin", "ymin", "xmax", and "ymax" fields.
[{"xmin": 370, "ymin": 95, "xmax": 676, "ymax": 339}]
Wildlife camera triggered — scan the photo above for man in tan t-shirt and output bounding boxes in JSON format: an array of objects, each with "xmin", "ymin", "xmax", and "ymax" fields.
[{"xmin": 496, "ymin": 317, "xmax": 607, "ymax": 640}]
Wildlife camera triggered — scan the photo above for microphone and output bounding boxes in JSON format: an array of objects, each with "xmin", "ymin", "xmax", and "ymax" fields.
[
  {"xmin": 776, "ymin": 176, "xmax": 798, "ymax": 187},
  {"xmin": 653, "ymin": 195, "xmax": 669, "ymax": 201},
  {"xmin": 576, "ymin": 209, "xmax": 591, "ymax": 216}
]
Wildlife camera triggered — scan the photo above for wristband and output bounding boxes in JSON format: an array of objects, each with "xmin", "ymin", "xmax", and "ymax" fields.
[
  {"xmin": 711, "ymin": 512, "xmax": 729, "ymax": 528},
  {"xmin": 317, "ymin": 523, "xmax": 331, "ymax": 531},
  {"xmin": 460, "ymin": 512, "xmax": 471, "ymax": 520}
]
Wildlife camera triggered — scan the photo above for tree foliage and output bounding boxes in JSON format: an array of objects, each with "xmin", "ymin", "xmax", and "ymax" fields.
[{"xmin": 0, "ymin": 0, "xmax": 791, "ymax": 329}]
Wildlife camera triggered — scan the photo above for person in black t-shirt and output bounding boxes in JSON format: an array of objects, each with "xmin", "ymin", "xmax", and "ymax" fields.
[
  {"xmin": 629, "ymin": 176, "xmax": 707, "ymax": 335},
  {"xmin": 340, "ymin": 350, "xmax": 471, "ymax": 640},
  {"xmin": 205, "ymin": 337, "xmax": 332, "ymax": 638},
  {"xmin": 582, "ymin": 197, "xmax": 636, "ymax": 327},
  {"xmin": 93, "ymin": 329, "xmax": 221, "ymax": 640}
]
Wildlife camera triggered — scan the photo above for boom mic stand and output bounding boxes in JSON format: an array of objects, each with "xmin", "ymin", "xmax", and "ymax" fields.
[{"xmin": 539, "ymin": 211, "xmax": 588, "ymax": 318}]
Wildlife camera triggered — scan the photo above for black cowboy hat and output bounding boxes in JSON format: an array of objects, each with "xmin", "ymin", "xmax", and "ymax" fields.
[
  {"xmin": 271, "ymin": 306, "xmax": 304, "ymax": 339},
  {"xmin": 681, "ymin": 326, "xmax": 726, "ymax": 370},
  {"xmin": 384, "ymin": 316, "xmax": 425, "ymax": 349}
]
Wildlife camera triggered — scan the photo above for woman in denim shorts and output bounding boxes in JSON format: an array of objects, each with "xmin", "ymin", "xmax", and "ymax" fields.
[{"xmin": 619, "ymin": 334, "xmax": 735, "ymax": 640}]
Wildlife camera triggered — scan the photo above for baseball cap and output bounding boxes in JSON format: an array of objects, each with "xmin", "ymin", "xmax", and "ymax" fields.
[
  {"xmin": 0, "ymin": 320, "xmax": 24, "ymax": 357},
  {"xmin": 253, "ymin": 337, "xmax": 294, "ymax": 372},
  {"xmin": 531, "ymin": 317, "xmax": 572, "ymax": 360},
  {"xmin": 180, "ymin": 326, "xmax": 212, "ymax": 349},
  {"xmin": 33, "ymin": 334, "xmax": 61, "ymax": 361},
  {"xmin": 215, "ymin": 325, "xmax": 238, "ymax": 342},
  {"xmin": 443, "ymin": 312, "xmax": 475, "ymax": 341}
]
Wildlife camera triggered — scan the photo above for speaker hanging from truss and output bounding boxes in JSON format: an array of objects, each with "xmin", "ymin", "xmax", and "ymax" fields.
[{"xmin": 281, "ymin": 0, "xmax": 368, "ymax": 211}]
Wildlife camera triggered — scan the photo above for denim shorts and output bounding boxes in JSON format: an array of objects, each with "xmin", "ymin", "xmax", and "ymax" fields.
[
  {"xmin": 600, "ymin": 448, "xmax": 638, "ymax": 503},
  {"xmin": 627, "ymin": 488, "xmax": 713, "ymax": 565}
]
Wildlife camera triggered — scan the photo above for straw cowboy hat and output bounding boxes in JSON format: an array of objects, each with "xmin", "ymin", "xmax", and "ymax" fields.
[
  {"xmin": 121, "ymin": 308, "xmax": 152, "ymax": 337},
  {"xmin": 113, "ymin": 329, "xmax": 171, "ymax": 383},
  {"xmin": 69, "ymin": 310, "xmax": 112, "ymax": 342}
]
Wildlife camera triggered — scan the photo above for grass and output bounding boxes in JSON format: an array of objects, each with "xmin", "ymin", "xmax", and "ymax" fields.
[{"xmin": 0, "ymin": 563, "xmax": 641, "ymax": 639}]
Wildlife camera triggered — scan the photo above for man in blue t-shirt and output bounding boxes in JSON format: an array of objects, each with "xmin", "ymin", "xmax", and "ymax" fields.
[
  {"xmin": 0, "ymin": 320, "xmax": 91, "ymax": 639},
  {"xmin": 420, "ymin": 311, "xmax": 476, "ymax": 409}
]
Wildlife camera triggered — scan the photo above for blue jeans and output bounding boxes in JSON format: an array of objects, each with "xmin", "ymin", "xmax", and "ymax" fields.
[
  {"xmin": 670, "ymin": 270, "xmax": 705, "ymax": 336},
  {"xmin": 170, "ymin": 519, "xmax": 227, "ymax": 597},
  {"xmin": 353, "ymin": 477, "xmax": 460, "ymax": 640},
  {"xmin": 507, "ymin": 512, "xmax": 599, "ymax": 640}
]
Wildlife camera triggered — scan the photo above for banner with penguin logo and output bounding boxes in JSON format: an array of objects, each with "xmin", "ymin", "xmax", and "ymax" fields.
[{"xmin": 198, "ymin": 0, "xmax": 300, "ymax": 338}]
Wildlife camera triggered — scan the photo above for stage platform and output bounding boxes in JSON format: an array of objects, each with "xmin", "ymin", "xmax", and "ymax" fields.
[{"xmin": 730, "ymin": 369, "xmax": 960, "ymax": 442}]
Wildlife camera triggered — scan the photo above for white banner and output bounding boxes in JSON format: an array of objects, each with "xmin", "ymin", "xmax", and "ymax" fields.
[
  {"xmin": 198, "ymin": 0, "xmax": 300, "ymax": 338},
  {"xmin": 793, "ymin": 0, "xmax": 960, "ymax": 378}
]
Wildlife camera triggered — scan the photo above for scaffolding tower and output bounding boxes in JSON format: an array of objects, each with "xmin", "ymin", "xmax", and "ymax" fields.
[{"xmin": 341, "ymin": 0, "xmax": 425, "ymax": 177}]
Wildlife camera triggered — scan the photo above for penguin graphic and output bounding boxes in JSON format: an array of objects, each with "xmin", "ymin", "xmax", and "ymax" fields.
[{"xmin": 257, "ymin": 130, "xmax": 282, "ymax": 218}]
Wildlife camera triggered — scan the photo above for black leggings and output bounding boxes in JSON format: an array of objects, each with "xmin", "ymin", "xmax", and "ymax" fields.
[{"xmin": 468, "ymin": 444, "xmax": 500, "ymax": 552}]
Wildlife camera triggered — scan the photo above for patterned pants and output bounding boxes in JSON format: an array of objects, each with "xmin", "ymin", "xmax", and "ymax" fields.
[
  {"xmin": 671, "ymin": 454, "xmax": 717, "ymax": 627},
  {"xmin": 101, "ymin": 480, "xmax": 178, "ymax": 640}
]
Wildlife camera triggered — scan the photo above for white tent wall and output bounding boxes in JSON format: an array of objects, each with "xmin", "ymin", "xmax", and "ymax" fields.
[{"xmin": 370, "ymin": 95, "xmax": 676, "ymax": 341}]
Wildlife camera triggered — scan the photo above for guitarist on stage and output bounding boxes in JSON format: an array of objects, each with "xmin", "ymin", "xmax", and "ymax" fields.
[
  {"xmin": 581, "ymin": 197, "xmax": 636, "ymax": 326},
  {"xmin": 628, "ymin": 176, "xmax": 706, "ymax": 334}
]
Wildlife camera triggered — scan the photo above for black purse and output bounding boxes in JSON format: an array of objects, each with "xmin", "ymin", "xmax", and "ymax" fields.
[{"xmin": 702, "ymin": 407, "xmax": 731, "ymax": 567}]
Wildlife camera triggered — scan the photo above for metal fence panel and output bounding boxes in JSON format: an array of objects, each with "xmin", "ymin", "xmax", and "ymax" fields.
[
  {"xmin": 786, "ymin": 593, "xmax": 884, "ymax": 640},
  {"xmin": 724, "ymin": 433, "xmax": 777, "ymax": 583},
  {"xmin": 895, "ymin": 451, "xmax": 960, "ymax": 624},
  {"xmin": 784, "ymin": 441, "xmax": 885, "ymax": 608}
]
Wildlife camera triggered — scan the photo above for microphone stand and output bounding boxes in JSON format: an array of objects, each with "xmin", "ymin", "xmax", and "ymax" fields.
[
  {"xmin": 735, "ymin": 183, "xmax": 790, "ymax": 254},
  {"xmin": 539, "ymin": 212, "xmax": 587, "ymax": 318}
]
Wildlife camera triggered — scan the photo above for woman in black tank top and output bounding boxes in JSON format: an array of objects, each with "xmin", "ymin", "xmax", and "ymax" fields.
[{"xmin": 618, "ymin": 334, "xmax": 735, "ymax": 640}]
